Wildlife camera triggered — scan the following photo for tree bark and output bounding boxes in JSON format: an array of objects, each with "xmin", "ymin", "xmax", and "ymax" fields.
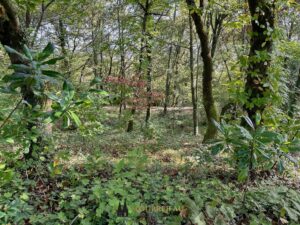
[
  {"xmin": 186, "ymin": 0, "xmax": 218, "ymax": 142},
  {"xmin": 145, "ymin": 36, "xmax": 152, "ymax": 124},
  {"xmin": 244, "ymin": 0, "xmax": 275, "ymax": 125},
  {"xmin": 143, "ymin": 0, "xmax": 153, "ymax": 125},
  {"xmin": 58, "ymin": 18, "xmax": 70, "ymax": 76},
  {"xmin": 117, "ymin": 0, "xmax": 126, "ymax": 115},
  {"xmin": 189, "ymin": 12, "xmax": 199, "ymax": 136},
  {"xmin": 164, "ymin": 5, "xmax": 177, "ymax": 115},
  {"xmin": 164, "ymin": 44, "xmax": 173, "ymax": 115},
  {"xmin": 127, "ymin": 0, "xmax": 151, "ymax": 131}
]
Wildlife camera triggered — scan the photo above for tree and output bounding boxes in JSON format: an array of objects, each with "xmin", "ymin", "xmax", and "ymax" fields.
[
  {"xmin": 186, "ymin": 0, "xmax": 219, "ymax": 142},
  {"xmin": 0, "ymin": 0, "xmax": 46, "ymax": 158},
  {"xmin": 188, "ymin": 11, "xmax": 199, "ymax": 135},
  {"xmin": 244, "ymin": 0, "xmax": 275, "ymax": 125},
  {"xmin": 163, "ymin": 4, "xmax": 177, "ymax": 115}
]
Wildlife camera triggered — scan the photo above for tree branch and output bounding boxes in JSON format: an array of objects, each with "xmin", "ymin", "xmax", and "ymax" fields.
[
  {"xmin": 0, "ymin": 98, "xmax": 23, "ymax": 131},
  {"xmin": 31, "ymin": 0, "xmax": 56, "ymax": 46}
]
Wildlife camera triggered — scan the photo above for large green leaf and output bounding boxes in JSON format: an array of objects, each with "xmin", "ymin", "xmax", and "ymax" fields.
[
  {"xmin": 3, "ymin": 73, "xmax": 30, "ymax": 82},
  {"xmin": 68, "ymin": 110, "xmax": 81, "ymax": 127},
  {"xmin": 211, "ymin": 142, "xmax": 225, "ymax": 155},
  {"xmin": 212, "ymin": 119, "xmax": 225, "ymax": 134},
  {"xmin": 35, "ymin": 42, "xmax": 55, "ymax": 61},
  {"xmin": 42, "ymin": 70, "xmax": 64, "ymax": 79},
  {"xmin": 242, "ymin": 115, "xmax": 255, "ymax": 130},
  {"xmin": 42, "ymin": 56, "xmax": 64, "ymax": 65},
  {"xmin": 4, "ymin": 45, "xmax": 29, "ymax": 61},
  {"xmin": 236, "ymin": 125, "xmax": 253, "ymax": 140},
  {"xmin": 8, "ymin": 64, "xmax": 32, "ymax": 72},
  {"xmin": 23, "ymin": 45, "xmax": 33, "ymax": 60}
]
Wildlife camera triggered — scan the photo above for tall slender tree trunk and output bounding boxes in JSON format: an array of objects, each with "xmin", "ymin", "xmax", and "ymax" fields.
[
  {"xmin": 186, "ymin": 0, "xmax": 218, "ymax": 142},
  {"xmin": 243, "ymin": 0, "xmax": 275, "ymax": 178},
  {"xmin": 244, "ymin": 0, "xmax": 275, "ymax": 125},
  {"xmin": 189, "ymin": 12, "xmax": 199, "ymax": 136},
  {"xmin": 127, "ymin": 12, "xmax": 147, "ymax": 132},
  {"xmin": 145, "ymin": 36, "xmax": 152, "ymax": 124},
  {"xmin": 117, "ymin": 0, "xmax": 126, "ymax": 115},
  {"xmin": 127, "ymin": 1, "xmax": 151, "ymax": 131},
  {"xmin": 30, "ymin": 0, "xmax": 55, "ymax": 47},
  {"xmin": 164, "ymin": 5, "xmax": 177, "ymax": 115},
  {"xmin": 164, "ymin": 45, "xmax": 172, "ymax": 115},
  {"xmin": 91, "ymin": 8, "xmax": 103, "ymax": 90},
  {"xmin": 58, "ymin": 19, "xmax": 70, "ymax": 77}
]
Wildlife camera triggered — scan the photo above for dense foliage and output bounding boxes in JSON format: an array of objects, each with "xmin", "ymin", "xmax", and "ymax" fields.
[{"xmin": 0, "ymin": 0, "xmax": 299, "ymax": 224}]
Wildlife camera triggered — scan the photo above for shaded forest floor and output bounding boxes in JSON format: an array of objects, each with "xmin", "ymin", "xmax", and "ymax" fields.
[
  {"xmin": 1, "ymin": 107, "xmax": 300, "ymax": 224},
  {"xmin": 57, "ymin": 107, "xmax": 300, "ymax": 186}
]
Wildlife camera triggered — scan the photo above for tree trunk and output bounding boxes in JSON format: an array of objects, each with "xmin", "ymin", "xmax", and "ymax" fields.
[
  {"xmin": 244, "ymin": 0, "xmax": 275, "ymax": 125},
  {"xmin": 118, "ymin": 0, "xmax": 126, "ymax": 115},
  {"xmin": 164, "ymin": 45, "xmax": 173, "ymax": 115},
  {"xmin": 31, "ymin": 0, "xmax": 55, "ymax": 47},
  {"xmin": 58, "ymin": 18, "xmax": 70, "ymax": 76},
  {"xmin": 164, "ymin": 5, "xmax": 177, "ymax": 115},
  {"xmin": 145, "ymin": 36, "xmax": 152, "ymax": 124},
  {"xmin": 127, "ymin": 1, "xmax": 151, "ymax": 131},
  {"xmin": 0, "ymin": 0, "xmax": 48, "ymax": 158},
  {"xmin": 189, "ymin": 12, "xmax": 199, "ymax": 136},
  {"xmin": 186, "ymin": 0, "xmax": 218, "ymax": 142}
]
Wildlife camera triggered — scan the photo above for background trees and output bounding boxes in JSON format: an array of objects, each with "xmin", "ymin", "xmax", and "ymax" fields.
[
  {"xmin": 0, "ymin": 0, "xmax": 299, "ymax": 156},
  {"xmin": 0, "ymin": 0, "xmax": 300, "ymax": 224}
]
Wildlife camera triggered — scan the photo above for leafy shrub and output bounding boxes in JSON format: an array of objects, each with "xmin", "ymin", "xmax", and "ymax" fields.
[
  {"xmin": 187, "ymin": 179, "xmax": 300, "ymax": 225},
  {"xmin": 211, "ymin": 116, "xmax": 300, "ymax": 181}
]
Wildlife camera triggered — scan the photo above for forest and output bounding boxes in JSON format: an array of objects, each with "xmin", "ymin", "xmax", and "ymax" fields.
[{"xmin": 0, "ymin": 0, "xmax": 300, "ymax": 224}]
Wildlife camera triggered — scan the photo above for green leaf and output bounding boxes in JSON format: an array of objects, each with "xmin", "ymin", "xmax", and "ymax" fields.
[
  {"xmin": 206, "ymin": 204, "xmax": 218, "ymax": 218},
  {"xmin": 259, "ymin": 130, "xmax": 282, "ymax": 144},
  {"xmin": 0, "ymin": 211, "xmax": 6, "ymax": 218},
  {"xmin": 211, "ymin": 142, "xmax": 224, "ymax": 155},
  {"xmin": 57, "ymin": 212, "xmax": 67, "ymax": 222},
  {"xmin": 42, "ymin": 42, "xmax": 55, "ymax": 56},
  {"xmin": 236, "ymin": 125, "xmax": 253, "ymax": 140},
  {"xmin": 42, "ymin": 70, "xmax": 64, "ymax": 78},
  {"xmin": 193, "ymin": 212, "xmax": 206, "ymax": 225},
  {"xmin": 255, "ymin": 113, "xmax": 261, "ymax": 126},
  {"xmin": 288, "ymin": 139, "xmax": 300, "ymax": 153},
  {"xmin": 23, "ymin": 45, "xmax": 33, "ymax": 60},
  {"xmin": 20, "ymin": 193, "xmax": 29, "ymax": 201},
  {"xmin": 242, "ymin": 116, "xmax": 255, "ymax": 130},
  {"xmin": 212, "ymin": 119, "xmax": 225, "ymax": 134},
  {"xmin": 0, "ymin": 86, "xmax": 18, "ymax": 94},
  {"xmin": 35, "ymin": 42, "xmax": 55, "ymax": 61},
  {"xmin": 277, "ymin": 160, "xmax": 284, "ymax": 174},
  {"xmin": 284, "ymin": 206, "xmax": 299, "ymax": 221},
  {"xmin": 42, "ymin": 56, "xmax": 64, "ymax": 65},
  {"xmin": 63, "ymin": 80, "xmax": 74, "ymax": 92},
  {"xmin": 238, "ymin": 167, "xmax": 249, "ymax": 182},
  {"xmin": 68, "ymin": 111, "xmax": 81, "ymax": 127},
  {"xmin": 3, "ymin": 73, "xmax": 30, "ymax": 82},
  {"xmin": 8, "ymin": 64, "xmax": 32, "ymax": 72},
  {"xmin": 5, "ymin": 138, "xmax": 14, "ymax": 144},
  {"xmin": 4, "ymin": 45, "xmax": 29, "ymax": 60}
]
